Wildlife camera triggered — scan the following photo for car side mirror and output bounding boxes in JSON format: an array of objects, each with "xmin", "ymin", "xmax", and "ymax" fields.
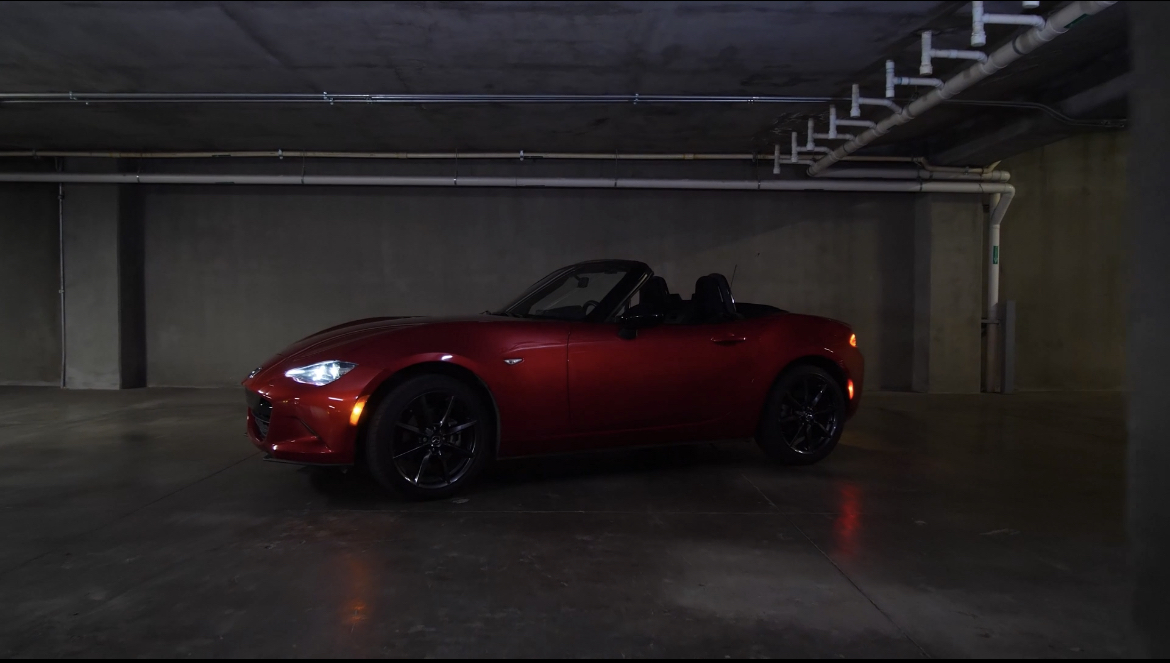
[{"xmin": 617, "ymin": 312, "xmax": 664, "ymax": 339}]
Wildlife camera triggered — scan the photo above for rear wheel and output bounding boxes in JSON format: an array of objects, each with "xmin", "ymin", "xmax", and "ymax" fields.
[
  {"xmin": 756, "ymin": 365, "xmax": 846, "ymax": 465},
  {"xmin": 365, "ymin": 374, "xmax": 493, "ymax": 500}
]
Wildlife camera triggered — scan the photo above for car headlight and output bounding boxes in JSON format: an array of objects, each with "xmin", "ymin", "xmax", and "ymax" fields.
[{"xmin": 284, "ymin": 360, "xmax": 356, "ymax": 386}]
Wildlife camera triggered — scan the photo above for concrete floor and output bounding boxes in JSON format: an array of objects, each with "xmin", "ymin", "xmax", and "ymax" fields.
[{"xmin": 0, "ymin": 387, "xmax": 1132, "ymax": 658}]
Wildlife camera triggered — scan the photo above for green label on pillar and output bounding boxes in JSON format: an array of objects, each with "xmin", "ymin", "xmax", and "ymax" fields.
[{"xmin": 993, "ymin": 246, "xmax": 999, "ymax": 265}]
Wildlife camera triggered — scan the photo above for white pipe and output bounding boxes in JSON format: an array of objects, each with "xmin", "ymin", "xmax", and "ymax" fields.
[
  {"xmin": 972, "ymin": 1, "xmax": 987, "ymax": 46},
  {"xmin": 920, "ymin": 30, "xmax": 988, "ymax": 76},
  {"xmin": 0, "ymin": 171, "xmax": 1017, "ymax": 194},
  {"xmin": 971, "ymin": 0, "xmax": 1047, "ymax": 47},
  {"xmin": 0, "ymin": 92, "xmax": 838, "ymax": 105},
  {"xmin": 810, "ymin": 168, "xmax": 1009, "ymax": 181},
  {"xmin": 57, "ymin": 182, "xmax": 66, "ymax": 388},
  {"xmin": 826, "ymin": 105, "xmax": 871, "ymax": 136},
  {"xmin": 835, "ymin": 118, "xmax": 877, "ymax": 129},
  {"xmin": 983, "ymin": 188, "xmax": 1015, "ymax": 393},
  {"xmin": 986, "ymin": 190, "xmax": 1015, "ymax": 320},
  {"xmin": 0, "ymin": 149, "xmax": 936, "ymax": 165},
  {"xmin": 810, "ymin": 1, "xmax": 1117, "ymax": 176},
  {"xmin": 914, "ymin": 158, "xmax": 997, "ymax": 174},
  {"xmin": 851, "ymin": 84, "xmax": 901, "ymax": 117},
  {"xmin": 0, "ymin": 150, "xmax": 766, "ymax": 161},
  {"xmin": 887, "ymin": 57, "xmax": 945, "ymax": 97}
]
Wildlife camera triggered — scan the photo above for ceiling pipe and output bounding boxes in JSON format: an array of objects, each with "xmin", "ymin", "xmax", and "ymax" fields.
[
  {"xmin": 0, "ymin": 91, "xmax": 1109, "ymax": 129},
  {"xmin": 808, "ymin": 0, "xmax": 1118, "ymax": 176},
  {"xmin": 971, "ymin": 0, "xmax": 1046, "ymax": 47},
  {"xmin": 0, "ymin": 93, "xmax": 837, "ymax": 105},
  {"xmin": 851, "ymin": 84, "xmax": 902, "ymax": 117},
  {"xmin": 919, "ymin": 30, "xmax": 987, "ymax": 76},
  {"xmin": 885, "ymin": 59, "xmax": 943, "ymax": 98},
  {"xmin": 0, "ymin": 171, "xmax": 1015, "ymax": 193},
  {"xmin": 0, "ymin": 149, "xmax": 921, "ymax": 162},
  {"xmin": 0, "ymin": 151, "xmax": 1006, "ymax": 175},
  {"xmin": 805, "ymin": 168, "xmax": 1008, "ymax": 182}
]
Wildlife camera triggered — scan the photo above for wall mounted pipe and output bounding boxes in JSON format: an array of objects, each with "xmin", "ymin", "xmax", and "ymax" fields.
[
  {"xmin": 0, "ymin": 149, "xmax": 953, "ymax": 166},
  {"xmin": 0, "ymin": 92, "xmax": 838, "ymax": 105},
  {"xmin": 983, "ymin": 188, "xmax": 1016, "ymax": 393},
  {"xmin": 56, "ymin": 182, "xmax": 66, "ymax": 388},
  {"xmin": 0, "ymin": 171, "xmax": 1016, "ymax": 194},
  {"xmin": 805, "ymin": 168, "xmax": 1009, "ymax": 182},
  {"xmin": 809, "ymin": 0, "xmax": 1118, "ymax": 176},
  {"xmin": 986, "ymin": 190, "xmax": 1015, "ymax": 320}
]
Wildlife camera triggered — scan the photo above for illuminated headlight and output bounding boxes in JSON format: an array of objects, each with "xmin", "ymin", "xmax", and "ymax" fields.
[{"xmin": 284, "ymin": 360, "xmax": 356, "ymax": 386}]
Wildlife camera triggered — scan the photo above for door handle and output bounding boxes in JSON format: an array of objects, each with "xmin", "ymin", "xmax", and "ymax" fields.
[{"xmin": 710, "ymin": 333, "xmax": 747, "ymax": 344}]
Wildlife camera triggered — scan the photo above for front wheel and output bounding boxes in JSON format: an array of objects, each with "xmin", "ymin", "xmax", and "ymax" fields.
[
  {"xmin": 756, "ymin": 365, "xmax": 846, "ymax": 465},
  {"xmin": 365, "ymin": 374, "xmax": 493, "ymax": 500}
]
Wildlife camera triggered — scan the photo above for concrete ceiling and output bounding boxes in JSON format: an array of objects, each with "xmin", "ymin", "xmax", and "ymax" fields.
[{"xmin": 0, "ymin": 1, "xmax": 1128, "ymax": 163}]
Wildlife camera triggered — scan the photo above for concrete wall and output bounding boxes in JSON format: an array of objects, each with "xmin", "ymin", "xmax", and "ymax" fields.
[
  {"xmin": 61, "ymin": 185, "xmax": 125, "ymax": 389},
  {"xmin": 0, "ymin": 184, "xmax": 60, "ymax": 385},
  {"xmin": 999, "ymin": 132, "xmax": 1129, "ymax": 390},
  {"xmin": 913, "ymin": 194, "xmax": 984, "ymax": 393},
  {"xmin": 141, "ymin": 181, "xmax": 928, "ymax": 388},
  {"xmin": 1129, "ymin": 3, "xmax": 1170, "ymax": 654}
]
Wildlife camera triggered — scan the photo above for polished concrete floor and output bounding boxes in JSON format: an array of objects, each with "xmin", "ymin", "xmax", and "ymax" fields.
[{"xmin": 0, "ymin": 387, "xmax": 1132, "ymax": 657}]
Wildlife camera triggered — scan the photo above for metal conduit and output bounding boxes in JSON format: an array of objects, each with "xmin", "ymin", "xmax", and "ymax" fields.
[
  {"xmin": 0, "ymin": 93, "xmax": 836, "ymax": 105},
  {"xmin": 808, "ymin": 0, "xmax": 1118, "ymax": 175},
  {"xmin": 0, "ymin": 171, "xmax": 1014, "ymax": 194},
  {"xmin": 0, "ymin": 92, "xmax": 1118, "ymax": 128}
]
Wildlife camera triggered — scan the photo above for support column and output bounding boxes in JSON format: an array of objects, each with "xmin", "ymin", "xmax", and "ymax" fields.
[
  {"xmin": 911, "ymin": 193, "xmax": 984, "ymax": 393},
  {"xmin": 1128, "ymin": 2, "xmax": 1170, "ymax": 657},
  {"xmin": 61, "ymin": 160, "xmax": 145, "ymax": 389}
]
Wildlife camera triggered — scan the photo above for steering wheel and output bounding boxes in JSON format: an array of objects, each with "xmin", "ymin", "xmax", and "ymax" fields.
[{"xmin": 582, "ymin": 300, "xmax": 601, "ymax": 315}]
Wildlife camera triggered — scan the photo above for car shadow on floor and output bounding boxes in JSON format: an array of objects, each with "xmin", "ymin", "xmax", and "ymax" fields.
[{"xmin": 303, "ymin": 439, "xmax": 768, "ymax": 506}]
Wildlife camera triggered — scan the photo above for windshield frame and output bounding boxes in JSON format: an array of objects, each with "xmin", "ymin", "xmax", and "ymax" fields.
[{"xmin": 496, "ymin": 260, "xmax": 652, "ymax": 323}]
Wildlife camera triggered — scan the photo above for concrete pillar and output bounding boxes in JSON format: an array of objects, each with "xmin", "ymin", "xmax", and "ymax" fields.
[
  {"xmin": 911, "ymin": 193, "xmax": 983, "ymax": 393},
  {"xmin": 1128, "ymin": 2, "xmax": 1170, "ymax": 657},
  {"xmin": 61, "ymin": 161, "xmax": 145, "ymax": 389},
  {"xmin": 0, "ymin": 183, "xmax": 60, "ymax": 385}
]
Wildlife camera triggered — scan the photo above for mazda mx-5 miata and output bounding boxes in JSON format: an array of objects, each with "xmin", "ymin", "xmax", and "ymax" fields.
[{"xmin": 244, "ymin": 260, "xmax": 864, "ymax": 499}]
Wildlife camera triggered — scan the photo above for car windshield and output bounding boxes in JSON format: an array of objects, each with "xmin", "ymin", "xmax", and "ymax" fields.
[{"xmin": 498, "ymin": 262, "xmax": 646, "ymax": 322}]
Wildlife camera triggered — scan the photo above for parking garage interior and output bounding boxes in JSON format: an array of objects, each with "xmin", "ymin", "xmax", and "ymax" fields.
[{"xmin": 0, "ymin": 0, "xmax": 1167, "ymax": 658}]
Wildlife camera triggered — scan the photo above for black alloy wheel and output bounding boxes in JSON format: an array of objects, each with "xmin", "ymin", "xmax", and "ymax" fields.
[
  {"xmin": 366, "ymin": 374, "xmax": 492, "ymax": 499},
  {"xmin": 757, "ymin": 365, "xmax": 846, "ymax": 465}
]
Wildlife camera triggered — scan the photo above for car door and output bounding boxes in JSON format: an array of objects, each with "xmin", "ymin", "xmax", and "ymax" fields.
[{"xmin": 566, "ymin": 318, "xmax": 757, "ymax": 443}]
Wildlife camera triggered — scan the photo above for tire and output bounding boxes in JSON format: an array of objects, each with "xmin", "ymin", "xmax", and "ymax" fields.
[
  {"xmin": 756, "ymin": 365, "xmax": 847, "ymax": 465},
  {"xmin": 365, "ymin": 374, "xmax": 494, "ymax": 500}
]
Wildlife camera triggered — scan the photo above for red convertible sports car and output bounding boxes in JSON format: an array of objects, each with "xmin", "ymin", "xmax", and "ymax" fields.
[{"xmin": 243, "ymin": 260, "xmax": 864, "ymax": 499}]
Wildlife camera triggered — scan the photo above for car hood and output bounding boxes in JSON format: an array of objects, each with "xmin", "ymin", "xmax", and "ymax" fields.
[{"xmin": 272, "ymin": 314, "xmax": 513, "ymax": 364}]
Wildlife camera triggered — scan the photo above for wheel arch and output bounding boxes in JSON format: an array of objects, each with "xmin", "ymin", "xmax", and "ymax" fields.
[
  {"xmin": 769, "ymin": 354, "xmax": 850, "ymax": 406},
  {"xmin": 353, "ymin": 361, "xmax": 502, "ymax": 467}
]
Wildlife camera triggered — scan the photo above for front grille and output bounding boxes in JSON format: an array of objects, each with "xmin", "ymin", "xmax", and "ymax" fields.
[{"xmin": 246, "ymin": 390, "xmax": 273, "ymax": 440}]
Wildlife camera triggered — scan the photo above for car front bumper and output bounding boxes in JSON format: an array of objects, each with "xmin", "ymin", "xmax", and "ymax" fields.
[{"xmin": 243, "ymin": 367, "xmax": 378, "ymax": 466}]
